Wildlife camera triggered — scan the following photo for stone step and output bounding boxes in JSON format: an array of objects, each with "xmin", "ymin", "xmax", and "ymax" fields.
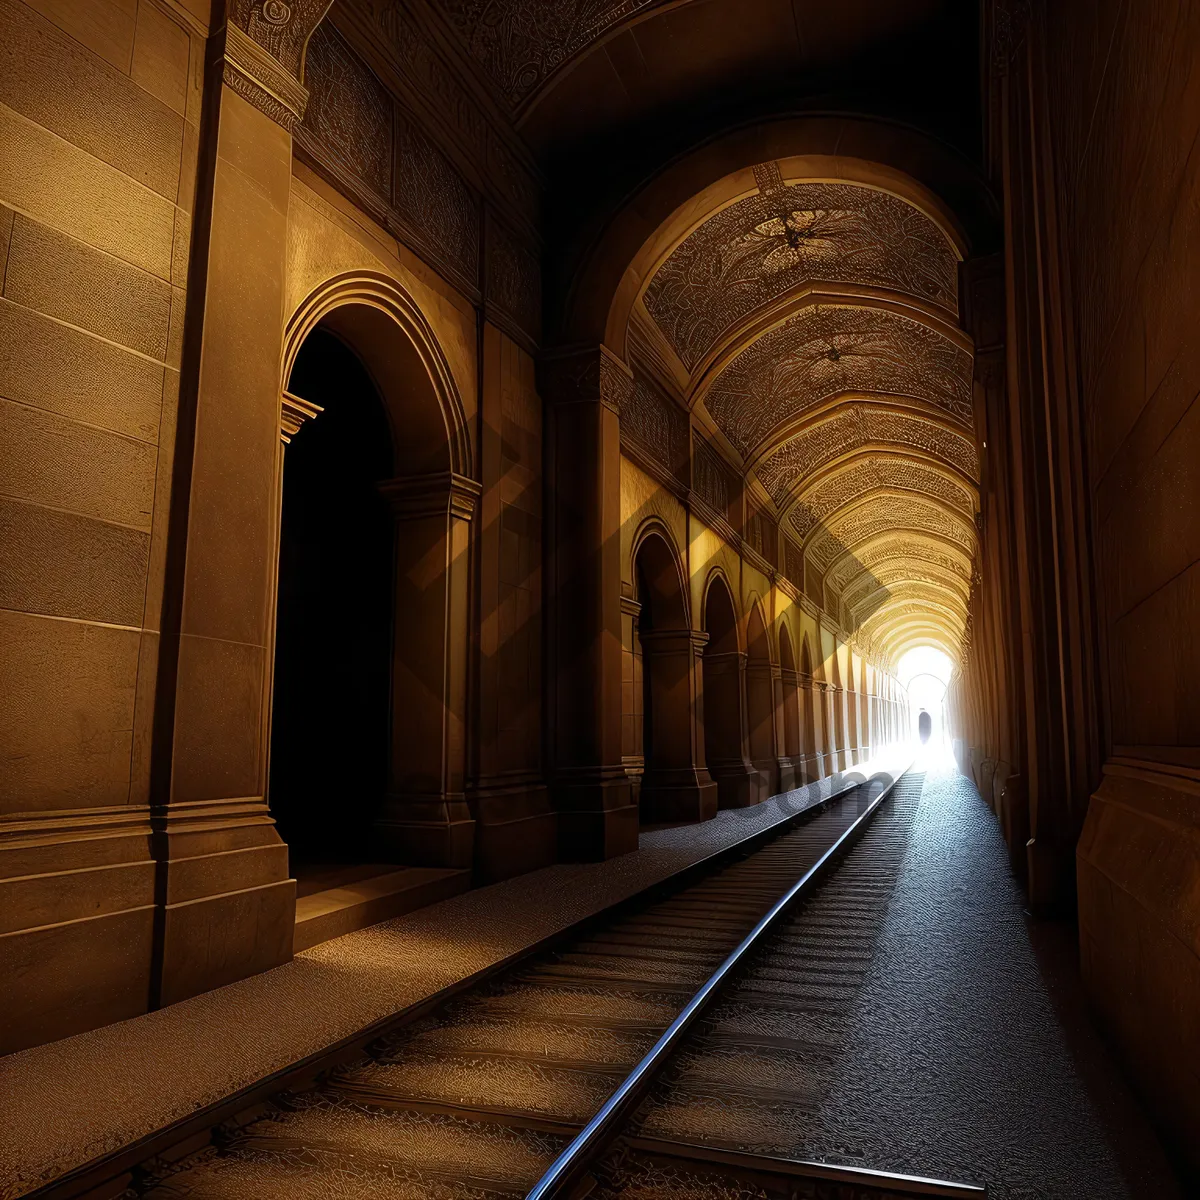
[{"xmin": 293, "ymin": 865, "xmax": 469, "ymax": 952}]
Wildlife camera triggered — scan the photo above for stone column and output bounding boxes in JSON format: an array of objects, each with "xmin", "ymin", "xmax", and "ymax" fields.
[
  {"xmin": 745, "ymin": 656, "xmax": 780, "ymax": 797},
  {"xmin": 703, "ymin": 649, "xmax": 766, "ymax": 808},
  {"xmin": 148, "ymin": 5, "xmax": 332, "ymax": 1008},
  {"xmin": 637, "ymin": 629, "xmax": 718, "ymax": 822},
  {"xmin": 778, "ymin": 666, "xmax": 801, "ymax": 791},
  {"xmin": 811, "ymin": 676, "xmax": 830, "ymax": 777},
  {"xmin": 374, "ymin": 472, "xmax": 480, "ymax": 867},
  {"xmin": 542, "ymin": 346, "xmax": 638, "ymax": 859}
]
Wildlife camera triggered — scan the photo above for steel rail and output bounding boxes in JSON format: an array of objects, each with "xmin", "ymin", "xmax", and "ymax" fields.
[{"xmin": 526, "ymin": 767, "xmax": 908, "ymax": 1200}]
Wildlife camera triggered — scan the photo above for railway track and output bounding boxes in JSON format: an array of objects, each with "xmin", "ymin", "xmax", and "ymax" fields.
[{"xmin": 116, "ymin": 767, "xmax": 982, "ymax": 1200}]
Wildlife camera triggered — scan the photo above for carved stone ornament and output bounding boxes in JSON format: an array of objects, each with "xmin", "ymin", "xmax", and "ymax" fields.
[
  {"xmin": 229, "ymin": 0, "xmax": 334, "ymax": 78},
  {"xmin": 620, "ymin": 372, "xmax": 688, "ymax": 481},
  {"xmin": 223, "ymin": 1, "xmax": 335, "ymax": 130},
  {"xmin": 302, "ymin": 23, "xmax": 394, "ymax": 200}
]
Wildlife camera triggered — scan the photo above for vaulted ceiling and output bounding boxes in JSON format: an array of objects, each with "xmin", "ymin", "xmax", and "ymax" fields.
[
  {"xmin": 403, "ymin": 1, "xmax": 986, "ymax": 664},
  {"xmin": 626, "ymin": 162, "xmax": 980, "ymax": 664}
]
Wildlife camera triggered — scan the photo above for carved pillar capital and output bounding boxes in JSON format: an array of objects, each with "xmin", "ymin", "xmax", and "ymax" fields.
[
  {"xmin": 639, "ymin": 628, "xmax": 708, "ymax": 657},
  {"xmin": 220, "ymin": 0, "xmax": 334, "ymax": 131},
  {"xmin": 540, "ymin": 344, "xmax": 633, "ymax": 416},
  {"xmin": 378, "ymin": 471, "xmax": 482, "ymax": 522}
]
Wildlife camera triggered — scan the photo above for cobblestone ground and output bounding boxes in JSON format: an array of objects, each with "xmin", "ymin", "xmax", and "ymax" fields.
[{"xmin": 793, "ymin": 754, "xmax": 1183, "ymax": 1200}]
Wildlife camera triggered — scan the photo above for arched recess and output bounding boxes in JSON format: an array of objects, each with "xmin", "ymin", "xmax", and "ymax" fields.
[
  {"xmin": 829, "ymin": 649, "xmax": 848, "ymax": 770},
  {"xmin": 632, "ymin": 525, "xmax": 717, "ymax": 824},
  {"xmin": 270, "ymin": 329, "xmax": 395, "ymax": 868},
  {"xmin": 844, "ymin": 652, "xmax": 860, "ymax": 763},
  {"xmin": 745, "ymin": 601, "xmax": 779, "ymax": 797},
  {"xmin": 859, "ymin": 657, "xmax": 872, "ymax": 759},
  {"xmin": 799, "ymin": 635, "xmax": 820, "ymax": 782},
  {"xmin": 701, "ymin": 573, "xmax": 763, "ymax": 809},
  {"xmin": 273, "ymin": 272, "xmax": 479, "ymax": 876},
  {"xmin": 777, "ymin": 623, "xmax": 802, "ymax": 789}
]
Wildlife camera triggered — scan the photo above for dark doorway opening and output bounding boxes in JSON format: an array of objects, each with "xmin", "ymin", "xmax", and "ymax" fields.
[{"xmin": 270, "ymin": 328, "xmax": 395, "ymax": 866}]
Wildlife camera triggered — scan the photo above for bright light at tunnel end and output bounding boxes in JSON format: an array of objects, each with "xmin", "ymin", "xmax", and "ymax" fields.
[{"xmin": 896, "ymin": 645, "xmax": 956, "ymax": 767}]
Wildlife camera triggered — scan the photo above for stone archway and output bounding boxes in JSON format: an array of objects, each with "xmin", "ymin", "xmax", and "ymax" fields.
[
  {"xmin": 701, "ymin": 574, "xmax": 763, "ymax": 809},
  {"xmin": 745, "ymin": 602, "xmax": 778, "ymax": 797},
  {"xmin": 830, "ymin": 651, "xmax": 849, "ymax": 771},
  {"xmin": 632, "ymin": 528, "xmax": 717, "ymax": 824},
  {"xmin": 799, "ymin": 636, "xmax": 820, "ymax": 782},
  {"xmin": 273, "ymin": 274, "xmax": 477, "ymax": 881},
  {"xmin": 778, "ymin": 624, "xmax": 802, "ymax": 791}
]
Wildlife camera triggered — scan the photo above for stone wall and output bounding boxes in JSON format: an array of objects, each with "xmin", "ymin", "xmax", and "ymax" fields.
[
  {"xmin": 0, "ymin": 0, "xmax": 205, "ymax": 1053},
  {"xmin": 1041, "ymin": 0, "xmax": 1200, "ymax": 1172}
]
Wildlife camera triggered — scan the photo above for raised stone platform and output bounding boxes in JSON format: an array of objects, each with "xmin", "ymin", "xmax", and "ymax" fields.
[
  {"xmin": 0, "ymin": 756, "xmax": 903, "ymax": 1200},
  {"xmin": 292, "ymin": 863, "xmax": 470, "ymax": 952}
]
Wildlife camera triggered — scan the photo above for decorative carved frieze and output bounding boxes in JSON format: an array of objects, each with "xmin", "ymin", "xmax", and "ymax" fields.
[
  {"xmin": 644, "ymin": 183, "xmax": 960, "ymax": 372},
  {"xmin": 361, "ymin": 2, "xmax": 541, "ymax": 230},
  {"xmin": 374, "ymin": 0, "xmax": 487, "ymax": 152},
  {"xmin": 692, "ymin": 434, "xmax": 735, "ymax": 520},
  {"xmin": 295, "ymin": 26, "xmax": 480, "ymax": 295},
  {"xmin": 619, "ymin": 372, "xmax": 688, "ymax": 482},
  {"xmin": 302, "ymin": 23, "xmax": 393, "ymax": 200},
  {"xmin": 784, "ymin": 536, "xmax": 805, "ymax": 589},
  {"xmin": 393, "ymin": 109, "xmax": 480, "ymax": 290},
  {"xmin": 486, "ymin": 213, "xmax": 542, "ymax": 348},
  {"xmin": 704, "ymin": 306, "xmax": 974, "ymax": 459},
  {"xmin": 745, "ymin": 504, "xmax": 776, "ymax": 565}
]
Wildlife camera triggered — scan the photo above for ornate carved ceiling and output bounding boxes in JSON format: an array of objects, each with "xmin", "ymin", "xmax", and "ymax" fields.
[
  {"xmin": 644, "ymin": 179, "xmax": 959, "ymax": 371},
  {"xmin": 622, "ymin": 161, "xmax": 980, "ymax": 666},
  {"xmin": 701, "ymin": 305, "xmax": 973, "ymax": 459},
  {"xmin": 435, "ymin": 0, "xmax": 658, "ymax": 108}
]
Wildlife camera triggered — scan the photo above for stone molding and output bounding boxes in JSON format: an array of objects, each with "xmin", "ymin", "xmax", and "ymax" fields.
[
  {"xmin": 279, "ymin": 389, "xmax": 323, "ymax": 443},
  {"xmin": 378, "ymin": 471, "xmax": 482, "ymax": 521},
  {"xmin": 229, "ymin": 0, "xmax": 335, "ymax": 76},
  {"xmin": 219, "ymin": 16, "xmax": 317, "ymax": 131}
]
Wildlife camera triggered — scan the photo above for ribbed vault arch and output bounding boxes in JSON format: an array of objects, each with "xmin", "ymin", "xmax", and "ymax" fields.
[{"xmin": 609, "ymin": 150, "xmax": 982, "ymax": 671}]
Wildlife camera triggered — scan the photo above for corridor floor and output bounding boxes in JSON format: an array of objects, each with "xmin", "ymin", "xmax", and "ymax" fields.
[{"xmin": 789, "ymin": 756, "xmax": 1183, "ymax": 1199}]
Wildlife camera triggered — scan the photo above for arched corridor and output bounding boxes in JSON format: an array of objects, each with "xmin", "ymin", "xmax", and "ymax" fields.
[{"xmin": 2, "ymin": 0, "xmax": 1197, "ymax": 1193}]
